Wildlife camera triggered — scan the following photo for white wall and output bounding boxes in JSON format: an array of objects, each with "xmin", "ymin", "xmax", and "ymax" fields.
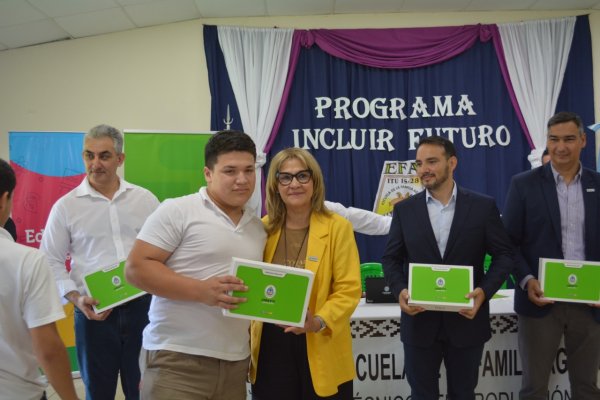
[{"xmin": 0, "ymin": 10, "xmax": 597, "ymax": 162}]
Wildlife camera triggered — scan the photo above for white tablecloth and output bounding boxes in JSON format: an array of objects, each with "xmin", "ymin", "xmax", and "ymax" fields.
[{"xmin": 350, "ymin": 289, "xmax": 575, "ymax": 399}]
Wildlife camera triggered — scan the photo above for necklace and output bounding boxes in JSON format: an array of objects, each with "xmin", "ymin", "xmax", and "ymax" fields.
[{"xmin": 284, "ymin": 226, "xmax": 309, "ymax": 268}]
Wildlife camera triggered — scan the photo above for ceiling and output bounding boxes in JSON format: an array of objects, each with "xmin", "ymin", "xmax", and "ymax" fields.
[{"xmin": 1, "ymin": 0, "xmax": 599, "ymax": 52}]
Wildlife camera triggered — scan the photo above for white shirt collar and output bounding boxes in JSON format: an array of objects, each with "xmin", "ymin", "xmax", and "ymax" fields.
[
  {"xmin": 74, "ymin": 176, "xmax": 133, "ymax": 200},
  {"xmin": 425, "ymin": 180, "xmax": 457, "ymax": 206},
  {"xmin": 199, "ymin": 187, "xmax": 257, "ymax": 225},
  {"xmin": 199, "ymin": 186, "xmax": 256, "ymax": 213},
  {"xmin": 550, "ymin": 162, "xmax": 582, "ymax": 185}
]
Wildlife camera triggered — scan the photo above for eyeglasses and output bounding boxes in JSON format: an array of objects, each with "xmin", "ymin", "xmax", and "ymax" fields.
[{"xmin": 276, "ymin": 169, "xmax": 313, "ymax": 186}]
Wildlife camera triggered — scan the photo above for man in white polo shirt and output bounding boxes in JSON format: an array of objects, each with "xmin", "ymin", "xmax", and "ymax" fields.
[
  {"xmin": 0, "ymin": 159, "xmax": 78, "ymax": 400},
  {"xmin": 126, "ymin": 130, "xmax": 266, "ymax": 400}
]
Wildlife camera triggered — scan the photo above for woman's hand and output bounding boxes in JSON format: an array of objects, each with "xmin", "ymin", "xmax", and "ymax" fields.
[{"xmin": 279, "ymin": 310, "xmax": 322, "ymax": 335}]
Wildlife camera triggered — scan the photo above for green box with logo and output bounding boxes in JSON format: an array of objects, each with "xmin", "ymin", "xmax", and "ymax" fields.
[
  {"xmin": 408, "ymin": 263, "xmax": 473, "ymax": 312},
  {"xmin": 223, "ymin": 258, "xmax": 314, "ymax": 327},
  {"xmin": 82, "ymin": 261, "xmax": 146, "ymax": 313},
  {"xmin": 539, "ymin": 258, "xmax": 600, "ymax": 304}
]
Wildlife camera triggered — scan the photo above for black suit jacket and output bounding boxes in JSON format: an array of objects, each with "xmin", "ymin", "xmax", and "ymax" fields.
[
  {"xmin": 503, "ymin": 163, "xmax": 600, "ymax": 323},
  {"xmin": 382, "ymin": 186, "xmax": 514, "ymax": 347}
]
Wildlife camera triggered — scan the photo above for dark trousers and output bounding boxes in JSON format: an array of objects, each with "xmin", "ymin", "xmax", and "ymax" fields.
[
  {"xmin": 75, "ymin": 294, "xmax": 151, "ymax": 400},
  {"xmin": 518, "ymin": 303, "xmax": 600, "ymax": 400},
  {"xmin": 252, "ymin": 323, "xmax": 353, "ymax": 400},
  {"xmin": 403, "ymin": 339, "xmax": 484, "ymax": 400}
]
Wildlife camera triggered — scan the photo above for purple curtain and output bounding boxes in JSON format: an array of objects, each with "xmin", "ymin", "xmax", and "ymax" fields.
[
  {"xmin": 300, "ymin": 25, "xmax": 493, "ymax": 69},
  {"xmin": 265, "ymin": 24, "xmax": 533, "ymax": 154}
]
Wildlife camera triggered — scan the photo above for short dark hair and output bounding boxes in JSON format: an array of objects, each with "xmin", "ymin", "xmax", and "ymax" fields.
[
  {"xmin": 547, "ymin": 111, "xmax": 584, "ymax": 134},
  {"xmin": 417, "ymin": 136, "xmax": 457, "ymax": 159},
  {"xmin": 0, "ymin": 159, "xmax": 16, "ymax": 198},
  {"xmin": 205, "ymin": 130, "xmax": 256, "ymax": 169}
]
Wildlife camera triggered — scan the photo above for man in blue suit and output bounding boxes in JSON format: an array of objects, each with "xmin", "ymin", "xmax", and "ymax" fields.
[
  {"xmin": 382, "ymin": 136, "xmax": 513, "ymax": 400},
  {"xmin": 503, "ymin": 111, "xmax": 600, "ymax": 400}
]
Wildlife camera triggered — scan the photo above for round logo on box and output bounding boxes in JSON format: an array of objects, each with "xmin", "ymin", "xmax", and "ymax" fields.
[
  {"xmin": 264, "ymin": 284, "xmax": 276, "ymax": 299},
  {"xmin": 567, "ymin": 274, "xmax": 578, "ymax": 286},
  {"xmin": 112, "ymin": 276, "xmax": 121, "ymax": 287},
  {"xmin": 436, "ymin": 277, "xmax": 445, "ymax": 288}
]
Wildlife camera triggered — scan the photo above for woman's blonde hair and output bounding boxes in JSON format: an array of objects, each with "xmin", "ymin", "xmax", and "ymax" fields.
[{"xmin": 265, "ymin": 148, "xmax": 329, "ymax": 234}]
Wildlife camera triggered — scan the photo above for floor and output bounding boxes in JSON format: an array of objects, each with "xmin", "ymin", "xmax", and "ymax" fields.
[{"xmin": 46, "ymin": 375, "xmax": 125, "ymax": 399}]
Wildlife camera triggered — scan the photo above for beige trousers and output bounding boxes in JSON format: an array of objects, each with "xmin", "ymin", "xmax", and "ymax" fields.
[{"xmin": 140, "ymin": 349, "xmax": 249, "ymax": 400}]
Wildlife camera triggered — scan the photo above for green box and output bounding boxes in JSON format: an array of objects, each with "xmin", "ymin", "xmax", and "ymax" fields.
[
  {"xmin": 408, "ymin": 263, "xmax": 473, "ymax": 312},
  {"xmin": 82, "ymin": 261, "xmax": 146, "ymax": 313},
  {"xmin": 223, "ymin": 258, "xmax": 314, "ymax": 327},
  {"xmin": 539, "ymin": 258, "xmax": 600, "ymax": 304}
]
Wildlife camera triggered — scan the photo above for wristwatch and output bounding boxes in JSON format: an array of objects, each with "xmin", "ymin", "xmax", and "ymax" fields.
[{"xmin": 314, "ymin": 315, "xmax": 327, "ymax": 332}]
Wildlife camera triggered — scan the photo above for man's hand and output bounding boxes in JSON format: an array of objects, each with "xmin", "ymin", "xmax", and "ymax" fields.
[
  {"xmin": 526, "ymin": 278, "xmax": 554, "ymax": 307},
  {"xmin": 459, "ymin": 287, "xmax": 485, "ymax": 319},
  {"xmin": 66, "ymin": 291, "xmax": 111, "ymax": 321},
  {"xmin": 198, "ymin": 275, "xmax": 248, "ymax": 309},
  {"xmin": 399, "ymin": 289, "xmax": 425, "ymax": 316},
  {"xmin": 281, "ymin": 310, "xmax": 321, "ymax": 335}
]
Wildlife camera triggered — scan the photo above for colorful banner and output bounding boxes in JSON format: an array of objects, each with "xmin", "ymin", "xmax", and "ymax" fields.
[
  {"xmin": 9, "ymin": 131, "xmax": 85, "ymax": 372},
  {"xmin": 123, "ymin": 130, "xmax": 212, "ymax": 202},
  {"xmin": 9, "ymin": 132, "xmax": 85, "ymax": 248}
]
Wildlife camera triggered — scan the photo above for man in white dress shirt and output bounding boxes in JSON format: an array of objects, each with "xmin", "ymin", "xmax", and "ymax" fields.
[
  {"xmin": 41, "ymin": 125, "xmax": 159, "ymax": 400},
  {"xmin": 325, "ymin": 201, "xmax": 391, "ymax": 235}
]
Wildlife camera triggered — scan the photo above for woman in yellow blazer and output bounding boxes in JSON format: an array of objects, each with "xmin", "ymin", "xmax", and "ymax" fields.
[{"xmin": 249, "ymin": 148, "xmax": 362, "ymax": 400}]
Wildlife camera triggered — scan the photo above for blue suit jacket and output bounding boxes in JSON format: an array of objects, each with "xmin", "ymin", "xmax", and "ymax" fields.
[
  {"xmin": 503, "ymin": 163, "xmax": 600, "ymax": 323},
  {"xmin": 382, "ymin": 186, "xmax": 514, "ymax": 347}
]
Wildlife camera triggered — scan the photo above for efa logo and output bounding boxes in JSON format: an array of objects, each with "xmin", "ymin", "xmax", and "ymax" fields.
[{"xmin": 567, "ymin": 274, "xmax": 578, "ymax": 286}]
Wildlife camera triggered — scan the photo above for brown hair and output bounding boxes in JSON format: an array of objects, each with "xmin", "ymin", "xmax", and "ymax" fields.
[{"xmin": 265, "ymin": 148, "xmax": 330, "ymax": 234}]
